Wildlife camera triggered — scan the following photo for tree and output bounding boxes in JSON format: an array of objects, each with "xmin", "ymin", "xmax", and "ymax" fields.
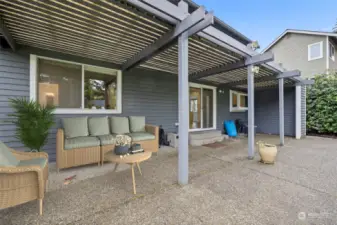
[{"xmin": 333, "ymin": 19, "xmax": 337, "ymax": 33}]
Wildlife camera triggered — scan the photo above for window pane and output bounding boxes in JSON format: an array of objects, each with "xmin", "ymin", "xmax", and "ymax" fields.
[
  {"xmin": 84, "ymin": 69, "xmax": 118, "ymax": 109},
  {"xmin": 38, "ymin": 59, "xmax": 82, "ymax": 108},
  {"xmin": 240, "ymin": 95, "xmax": 248, "ymax": 108},
  {"xmin": 202, "ymin": 88, "xmax": 213, "ymax": 128},
  {"xmin": 232, "ymin": 92, "xmax": 237, "ymax": 107},
  {"xmin": 309, "ymin": 43, "xmax": 321, "ymax": 59},
  {"xmin": 330, "ymin": 43, "xmax": 335, "ymax": 59}
]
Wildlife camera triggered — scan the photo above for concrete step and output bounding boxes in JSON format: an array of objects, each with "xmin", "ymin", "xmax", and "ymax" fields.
[{"xmin": 189, "ymin": 130, "xmax": 225, "ymax": 146}]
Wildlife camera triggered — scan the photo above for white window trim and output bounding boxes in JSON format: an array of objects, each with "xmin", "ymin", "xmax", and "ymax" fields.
[
  {"xmin": 308, "ymin": 41, "xmax": 323, "ymax": 61},
  {"xmin": 29, "ymin": 54, "xmax": 122, "ymax": 114},
  {"xmin": 230, "ymin": 90, "xmax": 248, "ymax": 112},
  {"xmin": 329, "ymin": 42, "xmax": 335, "ymax": 61},
  {"xmin": 188, "ymin": 82, "xmax": 217, "ymax": 132}
]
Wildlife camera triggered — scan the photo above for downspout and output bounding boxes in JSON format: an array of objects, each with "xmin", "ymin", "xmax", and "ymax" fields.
[{"xmin": 326, "ymin": 36, "xmax": 330, "ymax": 74}]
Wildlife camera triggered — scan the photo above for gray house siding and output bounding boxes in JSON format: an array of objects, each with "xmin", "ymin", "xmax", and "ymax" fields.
[
  {"xmin": 0, "ymin": 48, "xmax": 297, "ymax": 161},
  {"xmin": 268, "ymin": 33, "xmax": 327, "ymax": 78},
  {"xmin": 255, "ymin": 87, "xmax": 296, "ymax": 136},
  {"xmin": 301, "ymin": 86, "xmax": 306, "ymax": 137}
]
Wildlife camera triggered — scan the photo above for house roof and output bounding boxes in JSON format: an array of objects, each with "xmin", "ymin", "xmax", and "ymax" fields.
[{"xmin": 263, "ymin": 29, "xmax": 337, "ymax": 53}]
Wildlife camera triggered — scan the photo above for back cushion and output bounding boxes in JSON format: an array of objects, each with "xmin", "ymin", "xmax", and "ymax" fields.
[
  {"xmin": 110, "ymin": 117, "xmax": 130, "ymax": 134},
  {"xmin": 88, "ymin": 117, "xmax": 110, "ymax": 136},
  {"xmin": 62, "ymin": 117, "xmax": 89, "ymax": 138},
  {"xmin": 129, "ymin": 116, "xmax": 146, "ymax": 133},
  {"xmin": 0, "ymin": 141, "xmax": 19, "ymax": 167}
]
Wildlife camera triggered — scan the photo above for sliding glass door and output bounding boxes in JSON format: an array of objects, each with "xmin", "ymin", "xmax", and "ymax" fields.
[{"xmin": 189, "ymin": 84, "xmax": 216, "ymax": 130}]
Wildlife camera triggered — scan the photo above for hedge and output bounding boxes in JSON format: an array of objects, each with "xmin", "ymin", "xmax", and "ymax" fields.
[{"xmin": 306, "ymin": 73, "xmax": 337, "ymax": 134}]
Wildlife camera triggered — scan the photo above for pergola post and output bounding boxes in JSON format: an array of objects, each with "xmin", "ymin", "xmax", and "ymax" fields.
[
  {"xmin": 279, "ymin": 78, "xmax": 284, "ymax": 146},
  {"xmin": 247, "ymin": 65, "xmax": 255, "ymax": 159},
  {"xmin": 177, "ymin": 6, "xmax": 189, "ymax": 185}
]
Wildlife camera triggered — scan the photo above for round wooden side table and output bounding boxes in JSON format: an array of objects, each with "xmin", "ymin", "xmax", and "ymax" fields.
[{"xmin": 104, "ymin": 151, "xmax": 152, "ymax": 194}]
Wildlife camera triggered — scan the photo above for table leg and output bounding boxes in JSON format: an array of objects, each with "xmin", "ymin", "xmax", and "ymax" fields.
[
  {"xmin": 136, "ymin": 162, "xmax": 142, "ymax": 176},
  {"xmin": 131, "ymin": 163, "xmax": 136, "ymax": 194},
  {"xmin": 113, "ymin": 163, "xmax": 119, "ymax": 172}
]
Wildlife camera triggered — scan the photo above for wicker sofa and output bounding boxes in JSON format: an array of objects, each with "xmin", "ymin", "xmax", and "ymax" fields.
[
  {"xmin": 56, "ymin": 116, "xmax": 159, "ymax": 171},
  {"xmin": 0, "ymin": 141, "xmax": 48, "ymax": 215}
]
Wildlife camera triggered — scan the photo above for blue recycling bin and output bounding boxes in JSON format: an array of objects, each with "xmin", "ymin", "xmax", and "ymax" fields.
[{"xmin": 224, "ymin": 120, "xmax": 237, "ymax": 137}]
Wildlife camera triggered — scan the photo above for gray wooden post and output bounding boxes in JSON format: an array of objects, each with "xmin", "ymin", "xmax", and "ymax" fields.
[
  {"xmin": 178, "ymin": 30, "xmax": 189, "ymax": 185},
  {"xmin": 247, "ymin": 65, "xmax": 255, "ymax": 159},
  {"xmin": 279, "ymin": 78, "xmax": 285, "ymax": 146}
]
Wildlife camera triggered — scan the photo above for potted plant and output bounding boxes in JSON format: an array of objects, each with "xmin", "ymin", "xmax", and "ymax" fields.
[
  {"xmin": 257, "ymin": 141, "xmax": 278, "ymax": 164},
  {"xmin": 114, "ymin": 135, "xmax": 131, "ymax": 155},
  {"xmin": 8, "ymin": 98, "xmax": 55, "ymax": 152}
]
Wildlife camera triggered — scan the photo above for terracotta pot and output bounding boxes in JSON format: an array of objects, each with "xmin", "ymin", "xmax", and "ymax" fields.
[{"xmin": 257, "ymin": 142, "xmax": 277, "ymax": 164}]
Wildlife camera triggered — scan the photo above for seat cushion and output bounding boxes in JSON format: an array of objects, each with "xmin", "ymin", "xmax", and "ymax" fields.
[
  {"xmin": 97, "ymin": 134, "xmax": 116, "ymax": 146},
  {"xmin": 110, "ymin": 117, "xmax": 130, "ymax": 134},
  {"xmin": 62, "ymin": 117, "xmax": 89, "ymax": 138},
  {"xmin": 18, "ymin": 157, "xmax": 47, "ymax": 168},
  {"xmin": 0, "ymin": 141, "xmax": 19, "ymax": 167},
  {"xmin": 129, "ymin": 116, "xmax": 146, "ymax": 133},
  {"xmin": 88, "ymin": 117, "xmax": 110, "ymax": 136},
  {"xmin": 127, "ymin": 132, "xmax": 155, "ymax": 142},
  {"xmin": 64, "ymin": 136, "xmax": 100, "ymax": 150}
]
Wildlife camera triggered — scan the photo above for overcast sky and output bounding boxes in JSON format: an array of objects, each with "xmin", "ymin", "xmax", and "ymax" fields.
[{"xmin": 194, "ymin": 0, "xmax": 336, "ymax": 50}]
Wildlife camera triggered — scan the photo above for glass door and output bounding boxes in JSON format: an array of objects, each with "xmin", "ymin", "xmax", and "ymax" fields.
[
  {"xmin": 189, "ymin": 85, "xmax": 215, "ymax": 130},
  {"xmin": 189, "ymin": 87, "xmax": 201, "ymax": 129}
]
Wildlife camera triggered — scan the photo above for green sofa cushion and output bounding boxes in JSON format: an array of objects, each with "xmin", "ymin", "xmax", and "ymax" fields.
[
  {"xmin": 64, "ymin": 136, "xmax": 100, "ymax": 150},
  {"xmin": 110, "ymin": 117, "xmax": 130, "ymax": 134},
  {"xmin": 62, "ymin": 117, "xmax": 89, "ymax": 138},
  {"xmin": 18, "ymin": 157, "xmax": 47, "ymax": 168},
  {"xmin": 88, "ymin": 117, "xmax": 110, "ymax": 136},
  {"xmin": 129, "ymin": 116, "xmax": 146, "ymax": 133},
  {"xmin": 97, "ymin": 134, "xmax": 116, "ymax": 146},
  {"xmin": 0, "ymin": 141, "xmax": 19, "ymax": 167},
  {"xmin": 127, "ymin": 132, "xmax": 155, "ymax": 142}
]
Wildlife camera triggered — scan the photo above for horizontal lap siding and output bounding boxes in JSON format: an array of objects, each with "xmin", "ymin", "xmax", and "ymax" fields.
[
  {"xmin": 0, "ymin": 51, "xmax": 30, "ymax": 152},
  {"xmin": 255, "ymin": 87, "xmax": 295, "ymax": 136},
  {"xmin": 216, "ymin": 88, "xmax": 246, "ymax": 131},
  {"xmin": 301, "ymin": 86, "xmax": 306, "ymax": 137}
]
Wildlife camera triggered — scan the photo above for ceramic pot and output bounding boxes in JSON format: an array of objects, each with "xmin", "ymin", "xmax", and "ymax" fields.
[
  {"xmin": 257, "ymin": 142, "xmax": 277, "ymax": 164},
  {"xmin": 114, "ymin": 145, "xmax": 129, "ymax": 155}
]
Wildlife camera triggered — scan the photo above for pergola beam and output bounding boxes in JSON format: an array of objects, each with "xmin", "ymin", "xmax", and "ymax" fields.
[
  {"xmin": 190, "ymin": 52, "xmax": 274, "ymax": 81},
  {"xmin": 0, "ymin": 16, "xmax": 16, "ymax": 51},
  {"xmin": 122, "ymin": 6, "xmax": 212, "ymax": 71},
  {"xmin": 222, "ymin": 69, "xmax": 301, "ymax": 88}
]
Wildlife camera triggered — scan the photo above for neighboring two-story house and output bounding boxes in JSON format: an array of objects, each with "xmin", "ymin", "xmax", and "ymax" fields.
[{"xmin": 263, "ymin": 29, "xmax": 337, "ymax": 78}]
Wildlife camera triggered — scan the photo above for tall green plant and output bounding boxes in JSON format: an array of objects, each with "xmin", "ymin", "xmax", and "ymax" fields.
[
  {"xmin": 306, "ymin": 73, "xmax": 337, "ymax": 134},
  {"xmin": 8, "ymin": 98, "xmax": 55, "ymax": 152}
]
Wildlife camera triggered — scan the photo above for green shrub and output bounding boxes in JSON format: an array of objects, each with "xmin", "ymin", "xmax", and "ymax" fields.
[
  {"xmin": 306, "ymin": 73, "xmax": 337, "ymax": 134},
  {"xmin": 8, "ymin": 98, "xmax": 55, "ymax": 152}
]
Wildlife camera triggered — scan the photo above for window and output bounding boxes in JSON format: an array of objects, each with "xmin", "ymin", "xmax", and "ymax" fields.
[
  {"xmin": 230, "ymin": 90, "xmax": 247, "ymax": 112},
  {"xmin": 308, "ymin": 42, "xmax": 323, "ymax": 61},
  {"xmin": 31, "ymin": 55, "xmax": 122, "ymax": 114},
  {"xmin": 329, "ymin": 42, "xmax": 335, "ymax": 61}
]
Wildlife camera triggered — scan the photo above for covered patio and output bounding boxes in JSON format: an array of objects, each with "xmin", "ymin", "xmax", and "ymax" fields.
[
  {"xmin": 0, "ymin": 0, "xmax": 313, "ymax": 186},
  {"xmin": 1, "ymin": 135, "xmax": 336, "ymax": 224}
]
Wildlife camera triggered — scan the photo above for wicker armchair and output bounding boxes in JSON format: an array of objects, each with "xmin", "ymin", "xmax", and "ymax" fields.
[{"xmin": 0, "ymin": 148, "xmax": 48, "ymax": 215}]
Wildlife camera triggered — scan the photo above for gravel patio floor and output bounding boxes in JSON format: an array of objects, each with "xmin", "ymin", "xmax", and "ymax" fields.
[{"xmin": 1, "ymin": 135, "xmax": 337, "ymax": 225}]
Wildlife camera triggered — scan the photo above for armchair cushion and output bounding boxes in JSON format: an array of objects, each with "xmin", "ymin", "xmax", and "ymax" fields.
[
  {"xmin": 88, "ymin": 117, "xmax": 110, "ymax": 136},
  {"xmin": 62, "ymin": 117, "xmax": 89, "ymax": 138},
  {"xmin": 110, "ymin": 117, "xmax": 130, "ymax": 134},
  {"xmin": 127, "ymin": 132, "xmax": 156, "ymax": 142},
  {"xmin": 64, "ymin": 136, "xmax": 100, "ymax": 150},
  {"xmin": 129, "ymin": 116, "xmax": 146, "ymax": 133},
  {"xmin": 97, "ymin": 134, "xmax": 117, "ymax": 146},
  {"xmin": 18, "ymin": 157, "xmax": 47, "ymax": 168},
  {"xmin": 0, "ymin": 141, "xmax": 19, "ymax": 167}
]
